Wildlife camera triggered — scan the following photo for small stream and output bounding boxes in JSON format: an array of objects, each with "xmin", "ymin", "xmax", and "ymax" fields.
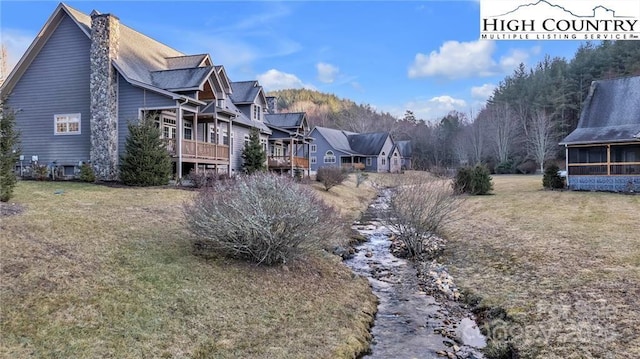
[{"xmin": 345, "ymin": 191, "xmax": 485, "ymax": 359}]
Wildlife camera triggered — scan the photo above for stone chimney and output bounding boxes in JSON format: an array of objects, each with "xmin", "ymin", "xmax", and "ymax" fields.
[
  {"xmin": 266, "ymin": 96, "xmax": 278, "ymax": 114},
  {"xmin": 90, "ymin": 11, "xmax": 120, "ymax": 181}
]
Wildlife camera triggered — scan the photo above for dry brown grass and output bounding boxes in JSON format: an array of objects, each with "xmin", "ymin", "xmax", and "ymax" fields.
[
  {"xmin": 441, "ymin": 175, "xmax": 640, "ymax": 358},
  {"xmin": 0, "ymin": 180, "xmax": 377, "ymax": 358}
]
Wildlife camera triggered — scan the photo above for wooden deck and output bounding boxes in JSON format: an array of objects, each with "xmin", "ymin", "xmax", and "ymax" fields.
[
  {"xmin": 166, "ymin": 139, "xmax": 229, "ymax": 162},
  {"xmin": 341, "ymin": 163, "xmax": 365, "ymax": 170},
  {"xmin": 268, "ymin": 156, "xmax": 309, "ymax": 169}
]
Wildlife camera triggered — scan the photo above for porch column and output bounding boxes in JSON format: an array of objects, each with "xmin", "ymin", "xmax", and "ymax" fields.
[
  {"xmin": 177, "ymin": 105, "xmax": 183, "ymax": 179},
  {"xmin": 227, "ymin": 118, "xmax": 232, "ymax": 173},
  {"xmin": 194, "ymin": 112, "xmax": 198, "ymax": 173},
  {"xmin": 607, "ymin": 144, "xmax": 611, "ymax": 176},
  {"xmin": 290, "ymin": 138, "xmax": 294, "ymax": 176}
]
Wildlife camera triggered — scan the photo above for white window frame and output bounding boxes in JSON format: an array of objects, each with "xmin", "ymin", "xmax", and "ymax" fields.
[
  {"xmin": 324, "ymin": 150, "xmax": 336, "ymax": 164},
  {"xmin": 310, "ymin": 156, "xmax": 317, "ymax": 164},
  {"xmin": 310, "ymin": 144, "xmax": 317, "ymax": 153},
  {"xmin": 366, "ymin": 157, "xmax": 372, "ymax": 166},
  {"xmin": 183, "ymin": 120, "xmax": 193, "ymax": 140},
  {"xmin": 54, "ymin": 113, "xmax": 81, "ymax": 135},
  {"xmin": 381, "ymin": 152, "xmax": 386, "ymax": 166}
]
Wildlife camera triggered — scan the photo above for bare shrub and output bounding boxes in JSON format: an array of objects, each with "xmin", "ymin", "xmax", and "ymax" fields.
[
  {"xmin": 316, "ymin": 166, "xmax": 348, "ymax": 191},
  {"xmin": 184, "ymin": 172, "xmax": 340, "ymax": 265},
  {"xmin": 384, "ymin": 178, "xmax": 463, "ymax": 258},
  {"xmin": 186, "ymin": 169, "xmax": 226, "ymax": 188},
  {"xmin": 355, "ymin": 170, "xmax": 368, "ymax": 188}
]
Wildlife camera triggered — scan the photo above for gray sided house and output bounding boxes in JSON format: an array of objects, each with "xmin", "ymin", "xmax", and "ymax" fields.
[
  {"xmin": 264, "ymin": 111, "xmax": 312, "ymax": 177},
  {"xmin": 308, "ymin": 126, "xmax": 402, "ymax": 173},
  {"xmin": 1, "ymin": 3, "xmax": 267, "ymax": 181},
  {"xmin": 559, "ymin": 75, "xmax": 640, "ymax": 192},
  {"xmin": 394, "ymin": 140, "xmax": 413, "ymax": 170}
]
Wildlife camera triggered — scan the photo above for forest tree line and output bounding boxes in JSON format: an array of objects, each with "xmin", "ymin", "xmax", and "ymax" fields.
[{"xmin": 269, "ymin": 41, "xmax": 640, "ymax": 173}]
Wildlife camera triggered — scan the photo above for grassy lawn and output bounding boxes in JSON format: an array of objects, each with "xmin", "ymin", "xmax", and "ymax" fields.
[
  {"xmin": 443, "ymin": 175, "xmax": 640, "ymax": 358},
  {"xmin": 1, "ymin": 179, "xmax": 377, "ymax": 358}
]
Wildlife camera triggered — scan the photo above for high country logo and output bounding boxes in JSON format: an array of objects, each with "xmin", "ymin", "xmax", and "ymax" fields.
[{"xmin": 480, "ymin": 0, "xmax": 640, "ymax": 40}]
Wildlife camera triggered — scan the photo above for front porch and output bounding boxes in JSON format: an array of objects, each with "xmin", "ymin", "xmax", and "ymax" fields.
[{"xmin": 566, "ymin": 142, "xmax": 640, "ymax": 191}]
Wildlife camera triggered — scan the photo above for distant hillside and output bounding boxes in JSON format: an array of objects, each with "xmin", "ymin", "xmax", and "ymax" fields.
[{"xmin": 266, "ymin": 89, "xmax": 398, "ymax": 134}]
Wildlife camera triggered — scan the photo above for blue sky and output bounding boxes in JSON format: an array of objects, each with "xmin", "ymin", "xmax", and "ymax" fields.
[{"xmin": 1, "ymin": 1, "xmax": 586, "ymax": 121}]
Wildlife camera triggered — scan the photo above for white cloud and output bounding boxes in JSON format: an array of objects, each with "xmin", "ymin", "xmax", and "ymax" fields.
[
  {"xmin": 408, "ymin": 40, "xmax": 497, "ymax": 79},
  {"xmin": 1, "ymin": 28, "xmax": 35, "ymax": 73},
  {"xmin": 316, "ymin": 62, "xmax": 339, "ymax": 84},
  {"xmin": 471, "ymin": 83, "xmax": 496, "ymax": 101},
  {"xmin": 499, "ymin": 49, "xmax": 530, "ymax": 72},
  {"xmin": 402, "ymin": 95, "xmax": 469, "ymax": 122},
  {"xmin": 256, "ymin": 69, "xmax": 315, "ymax": 91}
]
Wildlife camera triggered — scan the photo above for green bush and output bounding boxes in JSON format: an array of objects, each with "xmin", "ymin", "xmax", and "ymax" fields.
[
  {"xmin": 32, "ymin": 163, "xmax": 48, "ymax": 181},
  {"xmin": 241, "ymin": 128, "xmax": 266, "ymax": 175},
  {"xmin": 0, "ymin": 108, "xmax": 21, "ymax": 202},
  {"xmin": 119, "ymin": 117, "xmax": 172, "ymax": 186},
  {"xmin": 79, "ymin": 162, "xmax": 96, "ymax": 183},
  {"xmin": 542, "ymin": 164, "xmax": 564, "ymax": 189},
  {"xmin": 453, "ymin": 165, "xmax": 493, "ymax": 195},
  {"xmin": 316, "ymin": 166, "xmax": 348, "ymax": 191},
  {"xmin": 184, "ymin": 173, "xmax": 340, "ymax": 265},
  {"xmin": 496, "ymin": 161, "xmax": 514, "ymax": 174}
]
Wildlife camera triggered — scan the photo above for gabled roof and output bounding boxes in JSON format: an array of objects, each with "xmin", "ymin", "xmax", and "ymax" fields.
[
  {"xmin": 560, "ymin": 75, "xmax": 640, "ymax": 145},
  {"xmin": 215, "ymin": 66, "xmax": 232, "ymax": 95},
  {"xmin": 311, "ymin": 126, "xmax": 360, "ymax": 155},
  {"xmin": 395, "ymin": 140, "xmax": 412, "ymax": 157},
  {"xmin": 264, "ymin": 112, "xmax": 306, "ymax": 129},
  {"xmin": 166, "ymin": 54, "xmax": 209, "ymax": 70},
  {"xmin": 348, "ymin": 132, "xmax": 390, "ymax": 156},
  {"xmin": 150, "ymin": 67, "xmax": 215, "ymax": 92},
  {"xmin": 1, "ymin": 3, "xmax": 212, "ymax": 105},
  {"xmin": 229, "ymin": 81, "xmax": 266, "ymax": 104}
]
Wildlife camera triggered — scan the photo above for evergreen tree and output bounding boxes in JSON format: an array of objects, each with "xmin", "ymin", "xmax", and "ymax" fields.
[
  {"xmin": 242, "ymin": 128, "xmax": 266, "ymax": 174},
  {"xmin": 0, "ymin": 106, "xmax": 21, "ymax": 202},
  {"xmin": 119, "ymin": 117, "xmax": 172, "ymax": 186}
]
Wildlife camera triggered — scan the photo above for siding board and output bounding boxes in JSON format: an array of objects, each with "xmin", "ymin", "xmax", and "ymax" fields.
[{"xmin": 7, "ymin": 15, "xmax": 91, "ymax": 165}]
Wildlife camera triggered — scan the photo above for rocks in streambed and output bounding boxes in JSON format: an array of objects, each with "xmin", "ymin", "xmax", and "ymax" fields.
[{"xmin": 418, "ymin": 260, "xmax": 461, "ymax": 301}]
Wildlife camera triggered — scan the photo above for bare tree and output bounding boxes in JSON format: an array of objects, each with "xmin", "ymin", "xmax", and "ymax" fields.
[
  {"xmin": 465, "ymin": 108, "xmax": 487, "ymax": 165},
  {"xmin": 384, "ymin": 178, "xmax": 463, "ymax": 258},
  {"xmin": 527, "ymin": 109, "xmax": 557, "ymax": 173},
  {"xmin": 488, "ymin": 103, "xmax": 519, "ymax": 163}
]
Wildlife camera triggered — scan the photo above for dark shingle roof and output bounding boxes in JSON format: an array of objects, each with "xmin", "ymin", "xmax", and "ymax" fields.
[
  {"xmin": 395, "ymin": 140, "xmax": 412, "ymax": 157},
  {"xmin": 150, "ymin": 67, "xmax": 214, "ymax": 91},
  {"xmin": 165, "ymin": 55, "xmax": 208, "ymax": 70},
  {"xmin": 264, "ymin": 113, "xmax": 305, "ymax": 129},
  {"xmin": 560, "ymin": 76, "xmax": 640, "ymax": 145},
  {"xmin": 313, "ymin": 127, "xmax": 359, "ymax": 155},
  {"xmin": 348, "ymin": 132, "xmax": 389, "ymax": 156},
  {"xmin": 229, "ymin": 81, "xmax": 261, "ymax": 104}
]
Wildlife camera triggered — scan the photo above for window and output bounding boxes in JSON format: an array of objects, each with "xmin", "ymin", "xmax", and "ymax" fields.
[
  {"xmin": 253, "ymin": 105, "xmax": 261, "ymax": 120},
  {"xmin": 311, "ymin": 156, "xmax": 317, "ymax": 164},
  {"xmin": 244, "ymin": 134, "xmax": 250, "ymax": 146},
  {"xmin": 162, "ymin": 116, "xmax": 176, "ymax": 139},
  {"xmin": 381, "ymin": 152, "xmax": 386, "ymax": 166},
  {"xmin": 324, "ymin": 150, "xmax": 336, "ymax": 163},
  {"xmin": 217, "ymin": 98, "xmax": 225, "ymax": 108},
  {"xmin": 222, "ymin": 130, "xmax": 229, "ymax": 146},
  {"xmin": 394, "ymin": 158, "xmax": 398, "ymax": 165},
  {"xmin": 54, "ymin": 113, "xmax": 81, "ymax": 135},
  {"xmin": 310, "ymin": 144, "xmax": 317, "ymax": 153},
  {"xmin": 183, "ymin": 121, "xmax": 193, "ymax": 140},
  {"xmin": 209, "ymin": 125, "xmax": 216, "ymax": 143},
  {"xmin": 366, "ymin": 157, "xmax": 372, "ymax": 166},
  {"xmin": 260, "ymin": 138, "xmax": 267, "ymax": 153}
]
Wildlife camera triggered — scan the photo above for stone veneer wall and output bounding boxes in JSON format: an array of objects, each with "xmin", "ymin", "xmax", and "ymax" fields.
[
  {"xmin": 568, "ymin": 175, "xmax": 640, "ymax": 192},
  {"xmin": 90, "ymin": 13, "xmax": 120, "ymax": 181}
]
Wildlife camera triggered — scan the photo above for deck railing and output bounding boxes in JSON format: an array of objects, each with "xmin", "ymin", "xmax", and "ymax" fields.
[
  {"xmin": 268, "ymin": 156, "xmax": 309, "ymax": 169},
  {"xmin": 341, "ymin": 163, "xmax": 365, "ymax": 170},
  {"xmin": 166, "ymin": 139, "xmax": 229, "ymax": 161},
  {"xmin": 568, "ymin": 162, "xmax": 640, "ymax": 176}
]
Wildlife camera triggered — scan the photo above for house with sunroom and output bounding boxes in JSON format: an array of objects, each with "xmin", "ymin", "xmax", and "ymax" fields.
[
  {"xmin": 308, "ymin": 126, "xmax": 403, "ymax": 174},
  {"xmin": 559, "ymin": 75, "xmax": 640, "ymax": 192},
  {"xmin": 0, "ymin": 3, "xmax": 279, "ymax": 181}
]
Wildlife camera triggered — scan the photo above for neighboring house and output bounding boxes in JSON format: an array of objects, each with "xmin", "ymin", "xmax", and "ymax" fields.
[
  {"xmin": 559, "ymin": 75, "xmax": 640, "ymax": 191},
  {"xmin": 228, "ymin": 80, "xmax": 272, "ymax": 174},
  {"xmin": 0, "ymin": 3, "xmax": 279, "ymax": 181},
  {"xmin": 308, "ymin": 126, "xmax": 403, "ymax": 173},
  {"xmin": 264, "ymin": 109, "xmax": 312, "ymax": 177},
  {"xmin": 393, "ymin": 140, "xmax": 413, "ymax": 171}
]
